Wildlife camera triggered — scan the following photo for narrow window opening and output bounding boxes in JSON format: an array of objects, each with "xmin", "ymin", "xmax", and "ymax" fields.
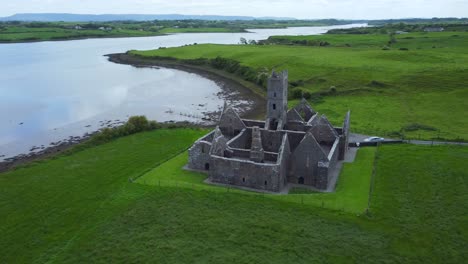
[
  {"xmin": 201, "ymin": 146, "xmax": 205, "ymax": 153},
  {"xmin": 272, "ymin": 104, "xmax": 276, "ymax": 110},
  {"xmin": 242, "ymin": 177, "xmax": 246, "ymax": 183},
  {"xmin": 274, "ymin": 92, "xmax": 277, "ymax": 97},
  {"xmin": 205, "ymin": 163, "xmax": 210, "ymax": 171},
  {"xmin": 264, "ymin": 180, "xmax": 268, "ymax": 186},
  {"xmin": 298, "ymin": 177, "xmax": 305, "ymax": 184}
]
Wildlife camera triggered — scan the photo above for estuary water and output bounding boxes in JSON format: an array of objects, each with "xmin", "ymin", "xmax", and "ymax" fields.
[{"xmin": 0, "ymin": 23, "xmax": 366, "ymax": 161}]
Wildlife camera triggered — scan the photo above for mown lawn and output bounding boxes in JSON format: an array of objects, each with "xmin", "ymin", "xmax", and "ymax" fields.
[
  {"xmin": 0, "ymin": 129, "xmax": 467, "ymax": 263},
  {"xmin": 137, "ymin": 147, "xmax": 376, "ymax": 214},
  {"xmin": 132, "ymin": 32, "xmax": 468, "ymax": 140}
]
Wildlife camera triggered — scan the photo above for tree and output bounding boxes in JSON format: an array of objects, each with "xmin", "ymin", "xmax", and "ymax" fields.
[
  {"xmin": 239, "ymin": 37, "xmax": 248, "ymax": 45},
  {"xmin": 388, "ymin": 32, "xmax": 397, "ymax": 45}
]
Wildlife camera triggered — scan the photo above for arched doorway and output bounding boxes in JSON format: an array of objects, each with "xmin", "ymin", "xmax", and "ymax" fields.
[
  {"xmin": 298, "ymin": 177, "xmax": 304, "ymax": 185},
  {"xmin": 205, "ymin": 163, "xmax": 210, "ymax": 171}
]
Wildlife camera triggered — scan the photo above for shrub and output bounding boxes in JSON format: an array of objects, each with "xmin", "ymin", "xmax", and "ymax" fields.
[
  {"xmin": 290, "ymin": 80, "xmax": 305, "ymax": 87},
  {"xmin": 89, "ymin": 116, "xmax": 159, "ymax": 145},
  {"xmin": 127, "ymin": 116, "xmax": 150, "ymax": 132},
  {"xmin": 399, "ymin": 47, "xmax": 409, "ymax": 51},
  {"xmin": 291, "ymin": 88, "xmax": 304, "ymax": 99},
  {"xmin": 387, "ymin": 131, "xmax": 404, "ymax": 138},
  {"xmin": 369, "ymin": 80, "xmax": 387, "ymax": 88},
  {"xmin": 149, "ymin": 120, "xmax": 161, "ymax": 130},
  {"xmin": 402, "ymin": 123, "xmax": 437, "ymax": 132}
]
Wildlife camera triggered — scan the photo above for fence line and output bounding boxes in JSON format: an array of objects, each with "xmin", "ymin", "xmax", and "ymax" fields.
[
  {"xmin": 366, "ymin": 144, "xmax": 380, "ymax": 216},
  {"xmin": 129, "ymin": 147, "xmax": 191, "ymax": 183},
  {"xmin": 353, "ymin": 128, "xmax": 465, "ymax": 143},
  {"xmin": 137, "ymin": 178, "xmax": 365, "ymax": 214}
]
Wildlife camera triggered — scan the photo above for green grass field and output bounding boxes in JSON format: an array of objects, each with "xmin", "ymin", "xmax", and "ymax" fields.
[
  {"xmin": 132, "ymin": 32, "xmax": 468, "ymax": 141},
  {"xmin": 1, "ymin": 129, "xmax": 466, "ymax": 263},
  {"xmin": 0, "ymin": 26, "xmax": 164, "ymax": 42},
  {"xmin": 160, "ymin": 27, "xmax": 245, "ymax": 33},
  {"xmin": 136, "ymin": 147, "xmax": 376, "ymax": 214}
]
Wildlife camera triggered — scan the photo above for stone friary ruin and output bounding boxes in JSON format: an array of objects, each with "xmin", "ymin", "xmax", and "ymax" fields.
[{"xmin": 188, "ymin": 70, "xmax": 350, "ymax": 192}]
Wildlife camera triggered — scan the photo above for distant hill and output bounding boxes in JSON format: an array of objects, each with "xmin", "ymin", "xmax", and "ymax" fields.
[{"xmin": 0, "ymin": 13, "xmax": 297, "ymax": 22}]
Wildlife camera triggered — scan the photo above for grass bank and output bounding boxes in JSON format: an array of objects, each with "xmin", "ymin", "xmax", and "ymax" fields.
[
  {"xmin": 0, "ymin": 128, "xmax": 466, "ymax": 263},
  {"xmin": 131, "ymin": 31, "xmax": 468, "ymax": 141},
  {"xmin": 136, "ymin": 147, "xmax": 376, "ymax": 214},
  {"xmin": 0, "ymin": 26, "xmax": 164, "ymax": 43}
]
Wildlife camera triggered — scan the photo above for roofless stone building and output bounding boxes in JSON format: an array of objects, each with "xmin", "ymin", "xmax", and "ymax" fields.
[{"xmin": 188, "ymin": 70, "xmax": 350, "ymax": 192}]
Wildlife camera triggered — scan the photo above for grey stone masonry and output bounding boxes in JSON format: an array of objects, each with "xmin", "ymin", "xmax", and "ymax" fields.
[
  {"xmin": 265, "ymin": 70, "xmax": 288, "ymax": 130},
  {"xmin": 187, "ymin": 70, "xmax": 351, "ymax": 192},
  {"xmin": 250, "ymin": 126, "xmax": 265, "ymax": 163}
]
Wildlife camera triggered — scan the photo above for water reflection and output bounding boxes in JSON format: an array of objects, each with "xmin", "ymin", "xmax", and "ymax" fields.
[{"xmin": 0, "ymin": 24, "xmax": 367, "ymax": 160}]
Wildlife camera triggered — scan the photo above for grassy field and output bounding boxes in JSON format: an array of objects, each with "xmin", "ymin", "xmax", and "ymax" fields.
[
  {"xmin": 0, "ymin": 20, "xmax": 355, "ymax": 42},
  {"xmin": 0, "ymin": 128, "xmax": 206, "ymax": 263},
  {"xmin": 0, "ymin": 26, "xmax": 164, "ymax": 42},
  {"xmin": 1, "ymin": 128, "xmax": 467, "ymax": 263},
  {"xmin": 160, "ymin": 27, "xmax": 245, "ymax": 33},
  {"xmin": 132, "ymin": 32, "xmax": 468, "ymax": 141},
  {"xmin": 136, "ymin": 147, "xmax": 376, "ymax": 214}
]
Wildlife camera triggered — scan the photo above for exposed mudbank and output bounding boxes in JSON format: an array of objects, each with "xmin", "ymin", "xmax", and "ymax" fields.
[
  {"xmin": 0, "ymin": 54, "xmax": 266, "ymax": 173},
  {"xmin": 106, "ymin": 53, "xmax": 266, "ymax": 120}
]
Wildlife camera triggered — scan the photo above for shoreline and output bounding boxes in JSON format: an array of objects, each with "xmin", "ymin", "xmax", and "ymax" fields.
[
  {"xmin": 0, "ymin": 121, "xmax": 211, "ymax": 174},
  {"xmin": 0, "ymin": 54, "xmax": 266, "ymax": 173},
  {"xmin": 0, "ymin": 34, "xmax": 165, "ymax": 44},
  {"xmin": 0, "ymin": 29, "xmax": 249, "ymax": 44},
  {"xmin": 106, "ymin": 52, "xmax": 266, "ymax": 120},
  {"xmin": 0, "ymin": 132, "xmax": 96, "ymax": 173}
]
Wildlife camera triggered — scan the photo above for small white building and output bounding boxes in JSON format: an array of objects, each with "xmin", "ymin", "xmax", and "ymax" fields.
[{"xmin": 424, "ymin": 27, "xmax": 444, "ymax": 32}]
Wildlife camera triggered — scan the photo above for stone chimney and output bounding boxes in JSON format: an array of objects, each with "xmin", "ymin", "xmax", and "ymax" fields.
[{"xmin": 250, "ymin": 126, "xmax": 264, "ymax": 163}]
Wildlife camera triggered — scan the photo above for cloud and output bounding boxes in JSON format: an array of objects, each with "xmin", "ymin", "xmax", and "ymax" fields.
[{"xmin": 0, "ymin": 0, "xmax": 466, "ymax": 19}]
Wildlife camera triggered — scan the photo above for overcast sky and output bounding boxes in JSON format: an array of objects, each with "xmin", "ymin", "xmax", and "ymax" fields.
[{"xmin": 1, "ymin": 0, "xmax": 467, "ymax": 19}]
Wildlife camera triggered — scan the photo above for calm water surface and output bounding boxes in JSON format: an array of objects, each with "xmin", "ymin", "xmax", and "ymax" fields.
[{"xmin": 0, "ymin": 24, "xmax": 366, "ymax": 160}]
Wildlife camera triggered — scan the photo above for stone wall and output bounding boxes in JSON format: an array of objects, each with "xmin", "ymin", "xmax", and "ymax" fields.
[
  {"xmin": 277, "ymin": 134, "xmax": 291, "ymax": 190},
  {"xmin": 219, "ymin": 107, "xmax": 246, "ymax": 137},
  {"xmin": 188, "ymin": 140, "xmax": 213, "ymax": 171},
  {"xmin": 289, "ymin": 133, "xmax": 327, "ymax": 186},
  {"xmin": 209, "ymin": 156, "xmax": 283, "ymax": 192},
  {"xmin": 285, "ymin": 131, "xmax": 306, "ymax": 152},
  {"xmin": 260, "ymin": 129, "xmax": 283, "ymax": 152},
  {"xmin": 228, "ymin": 129, "xmax": 251, "ymax": 149},
  {"xmin": 315, "ymin": 138, "xmax": 340, "ymax": 190},
  {"xmin": 327, "ymin": 138, "xmax": 340, "ymax": 170},
  {"xmin": 317, "ymin": 162, "xmax": 329, "ymax": 190},
  {"xmin": 243, "ymin": 119, "xmax": 266, "ymax": 128},
  {"xmin": 230, "ymin": 148, "xmax": 251, "ymax": 159},
  {"xmin": 264, "ymin": 152, "xmax": 278, "ymax": 163},
  {"xmin": 285, "ymin": 121, "xmax": 308, "ymax": 132},
  {"xmin": 339, "ymin": 111, "xmax": 351, "ymax": 160}
]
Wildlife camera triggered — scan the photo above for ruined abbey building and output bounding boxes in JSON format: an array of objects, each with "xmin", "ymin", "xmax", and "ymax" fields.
[{"xmin": 188, "ymin": 70, "xmax": 350, "ymax": 192}]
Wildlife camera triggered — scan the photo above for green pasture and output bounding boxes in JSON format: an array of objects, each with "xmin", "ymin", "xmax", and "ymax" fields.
[
  {"xmin": 132, "ymin": 32, "xmax": 468, "ymax": 140},
  {"xmin": 0, "ymin": 26, "xmax": 161, "ymax": 42},
  {"xmin": 1, "ymin": 128, "xmax": 466, "ymax": 263},
  {"xmin": 136, "ymin": 147, "xmax": 376, "ymax": 214}
]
